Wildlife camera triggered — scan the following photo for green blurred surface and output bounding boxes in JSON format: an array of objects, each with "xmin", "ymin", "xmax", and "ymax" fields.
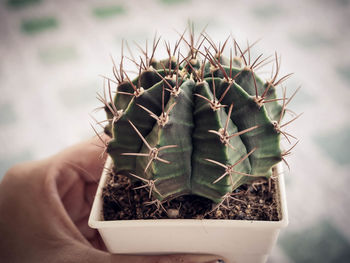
[
  {"xmin": 38, "ymin": 45, "xmax": 78, "ymax": 64},
  {"xmin": 92, "ymin": 5, "xmax": 126, "ymax": 19},
  {"xmin": 280, "ymin": 220, "xmax": 350, "ymax": 263},
  {"xmin": 315, "ymin": 126, "xmax": 350, "ymax": 165},
  {"xmin": 0, "ymin": 103, "xmax": 17, "ymax": 126},
  {"xmin": 6, "ymin": 0, "xmax": 41, "ymax": 9},
  {"xmin": 21, "ymin": 17, "xmax": 58, "ymax": 34}
]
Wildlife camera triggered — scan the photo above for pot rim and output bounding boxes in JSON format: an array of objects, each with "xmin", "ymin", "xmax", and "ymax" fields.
[{"xmin": 89, "ymin": 156, "xmax": 288, "ymax": 229}]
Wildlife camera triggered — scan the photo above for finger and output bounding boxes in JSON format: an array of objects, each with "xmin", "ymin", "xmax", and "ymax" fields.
[
  {"xmin": 44, "ymin": 136, "xmax": 111, "ymax": 247},
  {"xmin": 88, "ymin": 231, "xmax": 107, "ymax": 251},
  {"xmin": 49, "ymin": 136, "xmax": 110, "ymax": 229},
  {"xmin": 110, "ymin": 254, "xmax": 225, "ymax": 263},
  {"xmin": 53, "ymin": 135, "xmax": 110, "ymax": 183},
  {"xmin": 75, "ymin": 215, "xmax": 95, "ymax": 240},
  {"xmin": 85, "ymin": 183, "xmax": 98, "ymax": 205}
]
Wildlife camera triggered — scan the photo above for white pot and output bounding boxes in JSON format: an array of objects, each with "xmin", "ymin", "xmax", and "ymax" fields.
[{"xmin": 89, "ymin": 157, "xmax": 288, "ymax": 263}]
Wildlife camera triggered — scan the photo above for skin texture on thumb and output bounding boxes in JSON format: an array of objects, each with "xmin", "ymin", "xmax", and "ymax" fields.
[
  {"xmin": 62, "ymin": 241, "xmax": 225, "ymax": 263},
  {"xmin": 109, "ymin": 254, "xmax": 225, "ymax": 263},
  {"xmin": 60, "ymin": 239, "xmax": 225, "ymax": 263}
]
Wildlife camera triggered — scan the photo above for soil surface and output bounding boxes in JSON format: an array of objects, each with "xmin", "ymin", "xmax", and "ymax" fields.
[{"xmin": 102, "ymin": 168, "xmax": 281, "ymax": 221}]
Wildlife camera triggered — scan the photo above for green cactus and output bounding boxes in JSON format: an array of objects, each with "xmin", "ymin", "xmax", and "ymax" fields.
[{"xmin": 99, "ymin": 32, "xmax": 298, "ymax": 204}]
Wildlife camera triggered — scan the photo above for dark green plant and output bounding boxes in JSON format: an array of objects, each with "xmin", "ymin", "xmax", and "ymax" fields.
[{"xmin": 97, "ymin": 31, "xmax": 299, "ymax": 205}]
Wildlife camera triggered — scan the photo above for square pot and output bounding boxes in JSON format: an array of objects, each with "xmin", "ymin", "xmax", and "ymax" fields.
[{"xmin": 89, "ymin": 157, "xmax": 288, "ymax": 263}]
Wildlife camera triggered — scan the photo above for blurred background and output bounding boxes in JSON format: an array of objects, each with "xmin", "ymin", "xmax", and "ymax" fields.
[{"xmin": 0, "ymin": 0, "xmax": 349, "ymax": 262}]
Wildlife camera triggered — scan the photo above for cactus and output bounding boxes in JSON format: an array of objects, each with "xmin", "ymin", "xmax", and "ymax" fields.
[{"xmin": 97, "ymin": 31, "xmax": 299, "ymax": 205}]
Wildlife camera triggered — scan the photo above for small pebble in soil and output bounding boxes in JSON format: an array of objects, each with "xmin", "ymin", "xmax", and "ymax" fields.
[{"xmin": 167, "ymin": 209, "xmax": 180, "ymax": 219}]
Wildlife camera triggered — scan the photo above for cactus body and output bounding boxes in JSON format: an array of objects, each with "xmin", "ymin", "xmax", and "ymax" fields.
[{"xmin": 103, "ymin": 36, "xmax": 294, "ymax": 204}]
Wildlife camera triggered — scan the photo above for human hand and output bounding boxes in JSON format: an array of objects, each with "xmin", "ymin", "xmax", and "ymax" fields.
[{"xmin": 0, "ymin": 136, "xmax": 225, "ymax": 263}]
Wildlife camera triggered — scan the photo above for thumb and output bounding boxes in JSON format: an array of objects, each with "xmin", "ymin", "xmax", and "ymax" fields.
[
  {"xmin": 110, "ymin": 254, "xmax": 225, "ymax": 263},
  {"xmin": 71, "ymin": 245, "xmax": 225, "ymax": 263}
]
